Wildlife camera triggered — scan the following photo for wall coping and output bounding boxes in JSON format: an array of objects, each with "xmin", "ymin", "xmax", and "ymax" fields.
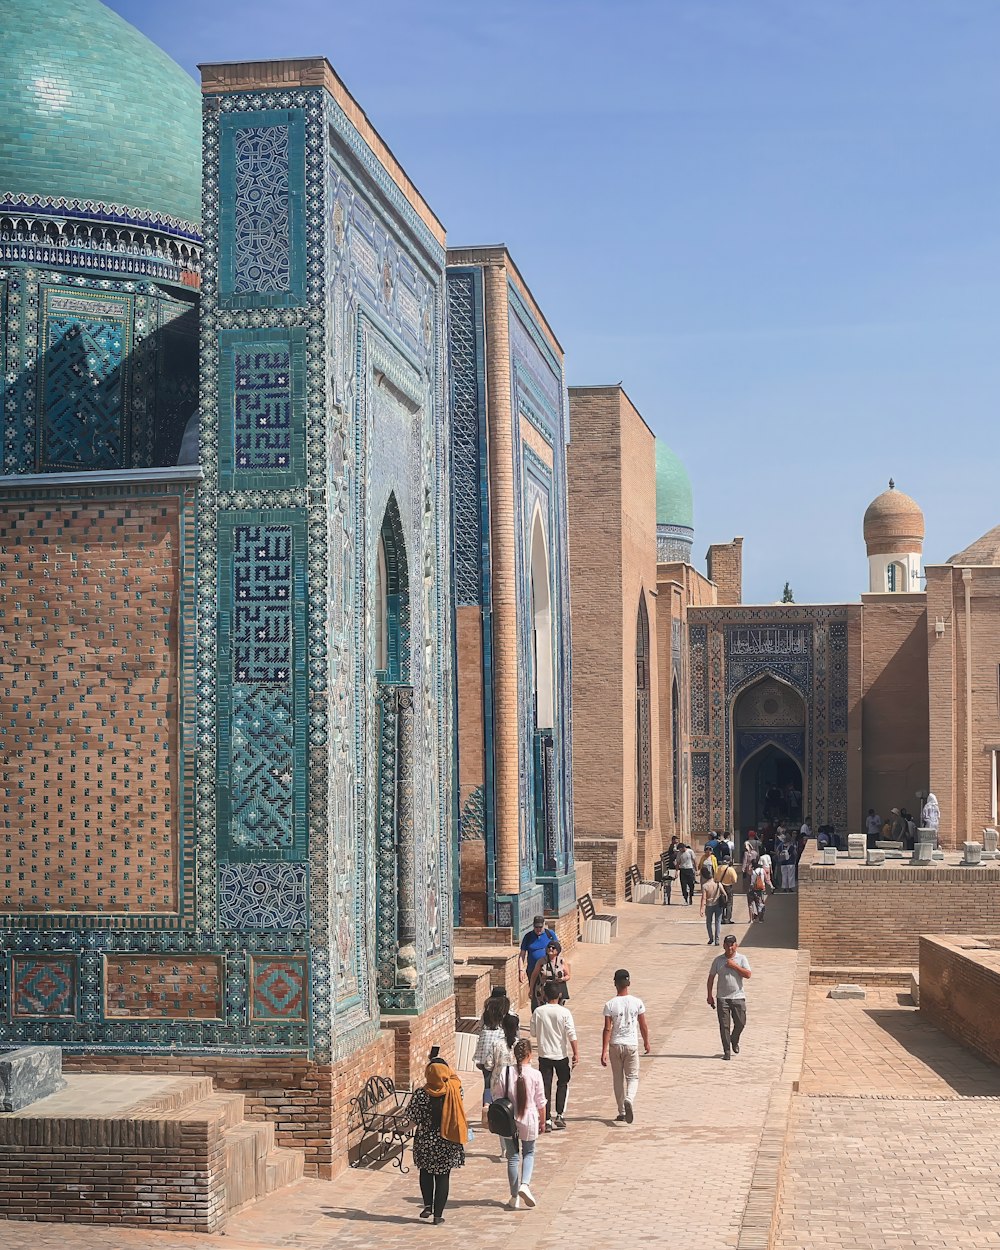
[{"xmin": 0, "ymin": 466, "xmax": 204, "ymax": 492}]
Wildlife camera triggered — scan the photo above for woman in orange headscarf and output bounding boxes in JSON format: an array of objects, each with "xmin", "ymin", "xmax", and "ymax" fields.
[{"xmin": 408, "ymin": 1051, "xmax": 468, "ymax": 1224}]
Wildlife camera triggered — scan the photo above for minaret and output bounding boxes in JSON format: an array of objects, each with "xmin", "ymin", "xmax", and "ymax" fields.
[{"xmin": 863, "ymin": 478, "xmax": 925, "ymax": 593}]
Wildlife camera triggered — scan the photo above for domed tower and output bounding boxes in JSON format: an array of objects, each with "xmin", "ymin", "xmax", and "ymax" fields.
[
  {"xmin": 863, "ymin": 479, "xmax": 925, "ymax": 593},
  {"xmin": 0, "ymin": 0, "xmax": 202, "ymax": 472},
  {"xmin": 656, "ymin": 439, "xmax": 694, "ymax": 563}
]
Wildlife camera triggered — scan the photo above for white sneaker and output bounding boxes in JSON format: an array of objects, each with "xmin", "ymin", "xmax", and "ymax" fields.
[
  {"xmin": 518, "ymin": 1184, "xmax": 536, "ymax": 1208},
  {"xmin": 507, "ymin": 1195, "xmax": 522, "ymax": 1210}
]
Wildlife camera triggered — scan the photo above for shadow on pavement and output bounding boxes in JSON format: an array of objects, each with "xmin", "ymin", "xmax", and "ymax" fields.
[
  {"xmin": 861, "ymin": 1010, "xmax": 1000, "ymax": 1096},
  {"xmin": 737, "ymin": 893, "xmax": 798, "ymax": 950}
]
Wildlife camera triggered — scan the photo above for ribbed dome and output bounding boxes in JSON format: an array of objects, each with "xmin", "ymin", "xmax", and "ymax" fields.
[
  {"xmin": 0, "ymin": 0, "xmax": 201, "ymax": 228},
  {"xmin": 863, "ymin": 480, "xmax": 925, "ymax": 554},
  {"xmin": 655, "ymin": 440, "xmax": 694, "ymax": 530}
]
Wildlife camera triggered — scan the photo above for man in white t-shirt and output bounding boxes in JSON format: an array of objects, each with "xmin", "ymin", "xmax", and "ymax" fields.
[
  {"xmin": 531, "ymin": 981, "xmax": 579, "ymax": 1130},
  {"xmin": 600, "ymin": 968, "xmax": 650, "ymax": 1123}
]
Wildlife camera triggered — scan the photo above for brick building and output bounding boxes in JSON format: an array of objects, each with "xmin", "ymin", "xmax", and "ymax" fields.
[
  {"xmin": 1, "ymin": 5, "xmax": 458, "ymax": 1180},
  {"xmin": 448, "ymin": 248, "xmax": 576, "ymax": 933}
]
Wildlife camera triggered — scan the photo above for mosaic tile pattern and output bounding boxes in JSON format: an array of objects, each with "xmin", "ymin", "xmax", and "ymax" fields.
[
  {"xmin": 41, "ymin": 299, "xmax": 130, "ymax": 470},
  {"xmin": 3, "ymin": 268, "xmax": 198, "ymax": 476},
  {"xmin": 446, "ymin": 269, "xmax": 487, "ymax": 607},
  {"xmin": 250, "ymin": 955, "xmax": 307, "ymax": 1021},
  {"xmin": 12, "ymin": 955, "xmax": 77, "ymax": 1018},
  {"xmin": 218, "ymin": 862, "xmax": 308, "ymax": 930},
  {"xmin": 0, "ymin": 500, "xmax": 179, "ymax": 915},
  {"xmin": 104, "ymin": 956, "xmax": 223, "ymax": 1020}
]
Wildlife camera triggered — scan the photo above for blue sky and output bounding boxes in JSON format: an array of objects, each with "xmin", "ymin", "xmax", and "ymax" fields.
[{"xmin": 113, "ymin": 0, "xmax": 1000, "ymax": 603}]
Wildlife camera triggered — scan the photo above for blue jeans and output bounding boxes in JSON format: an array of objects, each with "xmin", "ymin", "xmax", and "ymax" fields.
[
  {"xmin": 502, "ymin": 1136, "xmax": 536, "ymax": 1195},
  {"xmin": 705, "ymin": 902, "xmax": 724, "ymax": 943}
]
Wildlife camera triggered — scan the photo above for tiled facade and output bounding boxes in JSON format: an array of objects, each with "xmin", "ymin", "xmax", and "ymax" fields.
[{"xmin": 447, "ymin": 248, "xmax": 575, "ymax": 932}]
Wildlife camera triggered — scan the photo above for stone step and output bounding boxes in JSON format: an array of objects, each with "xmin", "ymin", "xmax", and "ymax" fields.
[{"xmin": 264, "ymin": 1146, "xmax": 305, "ymax": 1194}]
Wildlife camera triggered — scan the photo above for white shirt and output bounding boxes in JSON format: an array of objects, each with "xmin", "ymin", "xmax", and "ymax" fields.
[
  {"xmin": 603, "ymin": 993, "xmax": 645, "ymax": 1046},
  {"xmin": 531, "ymin": 1003, "xmax": 577, "ymax": 1059}
]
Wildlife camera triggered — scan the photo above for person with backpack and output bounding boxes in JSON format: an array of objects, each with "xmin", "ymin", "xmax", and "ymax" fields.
[
  {"xmin": 700, "ymin": 871, "xmax": 727, "ymax": 945},
  {"xmin": 748, "ymin": 859, "xmax": 770, "ymax": 922},
  {"xmin": 490, "ymin": 1037, "xmax": 547, "ymax": 1210},
  {"xmin": 714, "ymin": 851, "xmax": 739, "ymax": 924},
  {"xmin": 409, "ymin": 1050, "xmax": 468, "ymax": 1224}
]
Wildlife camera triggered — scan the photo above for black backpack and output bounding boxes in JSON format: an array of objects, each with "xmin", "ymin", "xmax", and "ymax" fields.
[{"xmin": 486, "ymin": 1066, "xmax": 518, "ymax": 1137}]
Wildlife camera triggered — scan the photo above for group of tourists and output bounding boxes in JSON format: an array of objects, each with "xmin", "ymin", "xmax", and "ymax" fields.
[
  {"xmin": 864, "ymin": 794, "xmax": 940, "ymax": 848},
  {"xmin": 407, "ymin": 910, "xmax": 754, "ymax": 1221}
]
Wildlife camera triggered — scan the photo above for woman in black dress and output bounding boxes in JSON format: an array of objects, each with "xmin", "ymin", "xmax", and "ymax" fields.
[{"xmin": 409, "ymin": 1052, "xmax": 468, "ymax": 1224}]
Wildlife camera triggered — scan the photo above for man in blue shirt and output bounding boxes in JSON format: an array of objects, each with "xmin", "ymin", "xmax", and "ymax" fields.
[{"xmin": 518, "ymin": 915, "xmax": 557, "ymax": 986}]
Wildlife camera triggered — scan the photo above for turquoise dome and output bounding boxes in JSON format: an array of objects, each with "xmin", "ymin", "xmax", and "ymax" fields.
[
  {"xmin": 0, "ymin": 0, "xmax": 202, "ymax": 227},
  {"xmin": 655, "ymin": 440, "xmax": 694, "ymax": 530}
]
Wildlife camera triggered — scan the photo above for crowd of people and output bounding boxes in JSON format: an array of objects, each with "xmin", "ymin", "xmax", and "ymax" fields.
[
  {"xmin": 407, "ymin": 902, "xmax": 756, "ymax": 1221},
  {"xmin": 863, "ymin": 794, "xmax": 941, "ymax": 848}
]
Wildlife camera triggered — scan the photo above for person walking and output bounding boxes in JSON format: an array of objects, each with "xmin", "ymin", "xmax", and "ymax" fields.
[
  {"xmin": 676, "ymin": 843, "xmax": 696, "ymax": 905},
  {"xmin": 410, "ymin": 1051, "xmax": 468, "ymax": 1224},
  {"xmin": 491, "ymin": 1037, "xmax": 546, "ymax": 1210},
  {"xmin": 700, "ymin": 872, "xmax": 726, "ymax": 945},
  {"xmin": 474, "ymin": 995, "xmax": 517, "ymax": 1125},
  {"xmin": 707, "ymin": 935, "xmax": 752, "ymax": 1061},
  {"xmin": 528, "ymin": 939, "xmax": 571, "ymax": 1011},
  {"xmin": 531, "ymin": 980, "xmax": 579, "ymax": 1130},
  {"xmin": 748, "ymin": 857, "xmax": 770, "ymax": 921},
  {"xmin": 777, "ymin": 837, "xmax": 796, "ymax": 892},
  {"xmin": 600, "ymin": 968, "xmax": 650, "ymax": 1123},
  {"xmin": 662, "ymin": 834, "xmax": 680, "ymax": 905},
  {"xmin": 714, "ymin": 852, "xmax": 738, "ymax": 923},
  {"xmin": 518, "ymin": 915, "xmax": 557, "ymax": 988}
]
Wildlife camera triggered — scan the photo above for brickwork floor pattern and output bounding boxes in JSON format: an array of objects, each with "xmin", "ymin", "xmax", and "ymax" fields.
[
  {"xmin": 777, "ymin": 983, "xmax": 1000, "ymax": 1248},
  {"xmin": 0, "ymin": 895, "xmax": 800, "ymax": 1250}
]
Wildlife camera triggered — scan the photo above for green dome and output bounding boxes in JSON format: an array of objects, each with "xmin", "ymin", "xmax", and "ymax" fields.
[
  {"xmin": 655, "ymin": 439, "xmax": 694, "ymax": 530},
  {"xmin": 0, "ymin": 0, "xmax": 201, "ymax": 228}
]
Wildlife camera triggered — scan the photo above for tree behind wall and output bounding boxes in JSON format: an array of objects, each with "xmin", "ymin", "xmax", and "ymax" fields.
[{"xmin": 781, "ymin": 582, "xmax": 795, "ymax": 603}]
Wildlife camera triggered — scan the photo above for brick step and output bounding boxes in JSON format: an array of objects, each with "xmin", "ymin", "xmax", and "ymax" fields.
[
  {"xmin": 223, "ymin": 1120, "xmax": 276, "ymax": 1213},
  {"xmin": 809, "ymin": 965, "xmax": 915, "ymax": 988},
  {"xmin": 194, "ymin": 1090, "xmax": 247, "ymax": 1130},
  {"xmin": 124, "ymin": 1075, "xmax": 216, "ymax": 1117},
  {"xmin": 264, "ymin": 1145, "xmax": 305, "ymax": 1193}
]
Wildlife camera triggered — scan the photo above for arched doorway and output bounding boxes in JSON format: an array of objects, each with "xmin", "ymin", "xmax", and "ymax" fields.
[
  {"xmin": 732, "ymin": 675, "xmax": 806, "ymax": 835},
  {"xmin": 635, "ymin": 592, "xmax": 651, "ymax": 830},
  {"xmin": 737, "ymin": 743, "xmax": 803, "ymax": 835}
]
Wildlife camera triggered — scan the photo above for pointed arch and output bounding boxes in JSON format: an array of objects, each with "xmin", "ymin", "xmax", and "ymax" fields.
[
  {"xmin": 636, "ymin": 590, "xmax": 652, "ymax": 830},
  {"xmin": 529, "ymin": 506, "xmax": 554, "ymax": 730},
  {"xmin": 375, "ymin": 492, "xmax": 410, "ymax": 683}
]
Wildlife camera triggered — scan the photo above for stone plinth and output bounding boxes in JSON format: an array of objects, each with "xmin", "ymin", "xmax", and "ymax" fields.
[
  {"xmin": 848, "ymin": 834, "xmax": 866, "ymax": 860},
  {"xmin": 964, "ymin": 842, "xmax": 983, "ymax": 866},
  {"xmin": 866, "ymin": 849, "xmax": 886, "ymax": 865},
  {"xmin": 829, "ymin": 984, "xmax": 866, "ymax": 1000},
  {"xmin": 912, "ymin": 842, "xmax": 934, "ymax": 864},
  {"xmin": 0, "ymin": 1046, "xmax": 64, "ymax": 1112}
]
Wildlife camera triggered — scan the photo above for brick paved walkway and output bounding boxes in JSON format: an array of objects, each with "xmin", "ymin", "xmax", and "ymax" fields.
[
  {"xmin": 1, "ymin": 895, "xmax": 800, "ymax": 1250},
  {"xmin": 777, "ymin": 984, "xmax": 1000, "ymax": 1248}
]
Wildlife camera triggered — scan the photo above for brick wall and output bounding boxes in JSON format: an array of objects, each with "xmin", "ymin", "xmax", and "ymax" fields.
[
  {"xmin": 919, "ymin": 935, "xmax": 1000, "ymax": 1065},
  {"xmin": 0, "ymin": 499, "xmax": 180, "ymax": 915},
  {"xmin": 381, "ymin": 993, "xmax": 456, "ymax": 1088},
  {"xmin": 567, "ymin": 388, "xmax": 625, "ymax": 841},
  {"xmin": 799, "ymin": 850, "xmax": 1000, "ymax": 966},
  {"xmin": 0, "ymin": 1112, "xmax": 227, "ymax": 1231},
  {"xmin": 860, "ymin": 594, "xmax": 929, "ymax": 826},
  {"xmin": 706, "ymin": 537, "xmax": 743, "ymax": 605}
]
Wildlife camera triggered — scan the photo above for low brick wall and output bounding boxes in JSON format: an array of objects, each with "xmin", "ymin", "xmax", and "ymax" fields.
[
  {"xmin": 0, "ymin": 1107, "xmax": 227, "ymax": 1231},
  {"xmin": 919, "ymin": 935, "xmax": 1000, "ymax": 1066},
  {"xmin": 575, "ymin": 834, "xmax": 636, "ymax": 904},
  {"xmin": 798, "ymin": 845, "xmax": 1000, "ymax": 966},
  {"xmin": 63, "ymin": 1033, "xmax": 396, "ymax": 1180}
]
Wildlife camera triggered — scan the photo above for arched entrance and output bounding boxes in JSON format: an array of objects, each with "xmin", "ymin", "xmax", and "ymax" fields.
[
  {"xmin": 732, "ymin": 675, "xmax": 806, "ymax": 835},
  {"xmin": 737, "ymin": 744, "xmax": 803, "ymax": 835}
]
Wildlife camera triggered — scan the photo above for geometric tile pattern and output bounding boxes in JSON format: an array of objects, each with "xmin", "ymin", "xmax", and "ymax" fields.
[
  {"xmin": 104, "ymin": 956, "xmax": 224, "ymax": 1020},
  {"xmin": 250, "ymin": 955, "xmax": 307, "ymax": 1021},
  {"xmin": 232, "ymin": 125, "xmax": 291, "ymax": 294},
  {"xmin": 218, "ymin": 328, "xmax": 307, "ymax": 491},
  {"xmin": 12, "ymin": 955, "xmax": 77, "ymax": 1018},
  {"xmin": 40, "ymin": 300, "xmax": 131, "ymax": 470},
  {"xmin": 446, "ymin": 269, "xmax": 486, "ymax": 607},
  {"xmin": 689, "ymin": 625, "xmax": 709, "ymax": 735},
  {"xmin": 691, "ymin": 752, "xmax": 710, "ymax": 832},
  {"xmin": 218, "ymin": 862, "xmax": 308, "ymax": 930},
  {"xmin": 0, "ymin": 500, "xmax": 179, "ymax": 915},
  {"xmin": 218, "ymin": 519, "xmax": 306, "ymax": 859}
]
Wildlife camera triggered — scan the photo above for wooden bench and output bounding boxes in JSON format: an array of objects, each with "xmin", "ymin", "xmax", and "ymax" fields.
[
  {"xmin": 349, "ymin": 1075, "xmax": 413, "ymax": 1172},
  {"xmin": 578, "ymin": 892, "xmax": 618, "ymax": 939},
  {"xmin": 625, "ymin": 863, "xmax": 661, "ymax": 904}
]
